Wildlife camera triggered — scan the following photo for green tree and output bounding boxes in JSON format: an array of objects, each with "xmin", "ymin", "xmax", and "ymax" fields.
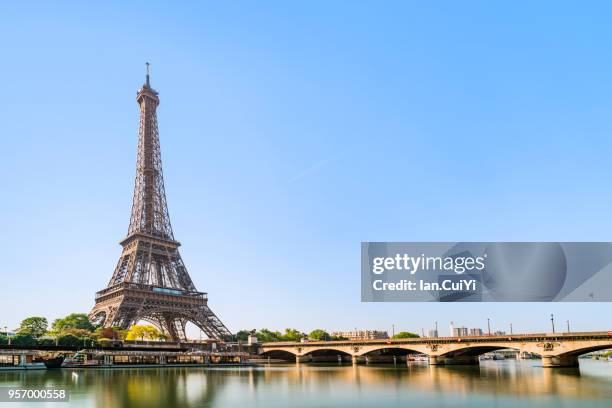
[
  {"xmin": 57, "ymin": 333, "xmax": 81, "ymax": 347},
  {"xmin": 19, "ymin": 317, "xmax": 48, "ymax": 338},
  {"xmin": 63, "ymin": 328, "xmax": 96, "ymax": 340},
  {"xmin": 36, "ymin": 338, "xmax": 56, "ymax": 346},
  {"xmin": 281, "ymin": 328, "xmax": 305, "ymax": 342},
  {"xmin": 11, "ymin": 333, "xmax": 36, "ymax": 346},
  {"xmin": 52, "ymin": 313, "xmax": 94, "ymax": 333},
  {"xmin": 392, "ymin": 331, "xmax": 420, "ymax": 339},
  {"xmin": 309, "ymin": 329, "xmax": 330, "ymax": 341},
  {"xmin": 256, "ymin": 329, "xmax": 283, "ymax": 342},
  {"xmin": 235, "ymin": 330, "xmax": 250, "ymax": 342},
  {"xmin": 0, "ymin": 334, "xmax": 8, "ymax": 345},
  {"xmin": 125, "ymin": 325, "xmax": 165, "ymax": 341}
]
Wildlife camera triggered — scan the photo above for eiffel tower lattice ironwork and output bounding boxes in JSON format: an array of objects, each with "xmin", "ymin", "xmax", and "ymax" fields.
[{"xmin": 89, "ymin": 65, "xmax": 231, "ymax": 341}]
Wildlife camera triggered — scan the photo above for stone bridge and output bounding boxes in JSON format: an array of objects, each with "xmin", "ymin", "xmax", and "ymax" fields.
[{"xmin": 259, "ymin": 331, "xmax": 612, "ymax": 367}]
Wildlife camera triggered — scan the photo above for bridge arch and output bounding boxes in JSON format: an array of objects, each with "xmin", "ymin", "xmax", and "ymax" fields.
[
  {"xmin": 555, "ymin": 343, "xmax": 612, "ymax": 358},
  {"xmin": 438, "ymin": 344, "xmax": 523, "ymax": 358},
  {"xmin": 357, "ymin": 345, "xmax": 427, "ymax": 357},
  {"xmin": 302, "ymin": 348, "xmax": 352, "ymax": 357},
  {"xmin": 259, "ymin": 349, "xmax": 298, "ymax": 361},
  {"xmin": 302, "ymin": 348, "xmax": 353, "ymax": 363}
]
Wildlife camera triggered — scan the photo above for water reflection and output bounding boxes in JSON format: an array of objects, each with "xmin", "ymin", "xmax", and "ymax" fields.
[{"xmin": 0, "ymin": 360, "xmax": 610, "ymax": 407}]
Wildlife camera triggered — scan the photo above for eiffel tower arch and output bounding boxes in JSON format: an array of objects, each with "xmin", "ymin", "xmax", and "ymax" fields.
[{"xmin": 89, "ymin": 65, "xmax": 231, "ymax": 341}]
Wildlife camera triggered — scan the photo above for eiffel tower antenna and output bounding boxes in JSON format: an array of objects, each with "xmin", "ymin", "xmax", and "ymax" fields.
[{"xmin": 89, "ymin": 67, "xmax": 231, "ymax": 341}]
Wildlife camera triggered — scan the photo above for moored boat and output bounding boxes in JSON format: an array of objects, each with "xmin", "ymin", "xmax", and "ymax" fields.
[{"xmin": 43, "ymin": 356, "xmax": 65, "ymax": 369}]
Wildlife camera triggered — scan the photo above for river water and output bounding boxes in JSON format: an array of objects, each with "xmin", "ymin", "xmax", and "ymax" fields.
[{"xmin": 0, "ymin": 360, "xmax": 610, "ymax": 407}]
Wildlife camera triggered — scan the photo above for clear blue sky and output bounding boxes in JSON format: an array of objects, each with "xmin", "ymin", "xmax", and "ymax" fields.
[{"xmin": 1, "ymin": 1, "xmax": 612, "ymax": 337}]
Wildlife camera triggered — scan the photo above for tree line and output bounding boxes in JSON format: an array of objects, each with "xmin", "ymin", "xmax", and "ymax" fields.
[
  {"xmin": 1, "ymin": 315, "xmax": 420, "ymax": 346},
  {"xmin": 232, "ymin": 329, "xmax": 420, "ymax": 342},
  {"xmin": 0, "ymin": 314, "xmax": 165, "ymax": 347}
]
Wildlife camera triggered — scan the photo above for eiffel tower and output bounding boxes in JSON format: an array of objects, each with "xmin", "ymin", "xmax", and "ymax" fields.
[{"xmin": 89, "ymin": 65, "xmax": 231, "ymax": 341}]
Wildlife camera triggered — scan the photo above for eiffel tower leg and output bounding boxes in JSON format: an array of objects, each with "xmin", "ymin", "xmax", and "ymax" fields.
[
  {"xmin": 190, "ymin": 305, "xmax": 232, "ymax": 340},
  {"xmin": 177, "ymin": 319, "xmax": 188, "ymax": 341},
  {"xmin": 162, "ymin": 316, "xmax": 180, "ymax": 341}
]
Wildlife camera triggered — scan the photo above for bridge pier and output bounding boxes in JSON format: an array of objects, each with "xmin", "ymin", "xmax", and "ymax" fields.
[
  {"xmin": 541, "ymin": 355, "xmax": 579, "ymax": 368},
  {"xmin": 296, "ymin": 355, "xmax": 311, "ymax": 364},
  {"xmin": 362, "ymin": 354, "xmax": 402, "ymax": 364},
  {"xmin": 309, "ymin": 354, "xmax": 347, "ymax": 363},
  {"xmin": 351, "ymin": 355, "xmax": 366, "ymax": 365}
]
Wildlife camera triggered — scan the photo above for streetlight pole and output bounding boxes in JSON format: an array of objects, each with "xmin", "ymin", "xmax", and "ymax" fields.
[
  {"xmin": 510, "ymin": 323, "xmax": 513, "ymax": 335},
  {"xmin": 392, "ymin": 324, "xmax": 395, "ymax": 338},
  {"xmin": 566, "ymin": 320, "xmax": 570, "ymax": 333},
  {"xmin": 435, "ymin": 321, "xmax": 438, "ymax": 336},
  {"xmin": 487, "ymin": 318, "xmax": 491, "ymax": 336},
  {"xmin": 550, "ymin": 314, "xmax": 555, "ymax": 333}
]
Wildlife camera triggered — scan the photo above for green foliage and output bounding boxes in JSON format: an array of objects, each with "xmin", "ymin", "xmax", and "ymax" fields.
[
  {"xmin": 0, "ymin": 334, "xmax": 8, "ymax": 345},
  {"xmin": 256, "ymin": 329, "xmax": 283, "ymax": 342},
  {"xmin": 11, "ymin": 333, "xmax": 36, "ymax": 346},
  {"xmin": 392, "ymin": 331, "xmax": 420, "ymax": 339},
  {"xmin": 330, "ymin": 335, "xmax": 348, "ymax": 340},
  {"xmin": 281, "ymin": 328, "xmax": 305, "ymax": 342},
  {"xmin": 62, "ymin": 328, "xmax": 96, "ymax": 340},
  {"xmin": 250, "ymin": 328, "xmax": 306, "ymax": 342},
  {"xmin": 309, "ymin": 329, "xmax": 330, "ymax": 341},
  {"xmin": 235, "ymin": 330, "xmax": 250, "ymax": 342},
  {"xmin": 57, "ymin": 333, "xmax": 82, "ymax": 347},
  {"xmin": 52, "ymin": 313, "xmax": 94, "ymax": 333},
  {"xmin": 238, "ymin": 328, "xmax": 343, "ymax": 343},
  {"xmin": 19, "ymin": 317, "xmax": 48, "ymax": 338},
  {"xmin": 36, "ymin": 338, "xmax": 56, "ymax": 346}
]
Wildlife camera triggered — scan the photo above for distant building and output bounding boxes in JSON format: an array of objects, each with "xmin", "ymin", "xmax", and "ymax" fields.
[
  {"xmin": 428, "ymin": 329, "xmax": 439, "ymax": 338},
  {"xmin": 469, "ymin": 328, "xmax": 484, "ymax": 336},
  {"xmin": 453, "ymin": 327, "xmax": 469, "ymax": 337},
  {"xmin": 330, "ymin": 330, "xmax": 389, "ymax": 340},
  {"xmin": 493, "ymin": 330, "xmax": 506, "ymax": 336}
]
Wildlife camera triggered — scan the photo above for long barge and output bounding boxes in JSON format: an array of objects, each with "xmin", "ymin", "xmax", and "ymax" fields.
[{"xmin": 0, "ymin": 347, "xmax": 253, "ymax": 370}]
